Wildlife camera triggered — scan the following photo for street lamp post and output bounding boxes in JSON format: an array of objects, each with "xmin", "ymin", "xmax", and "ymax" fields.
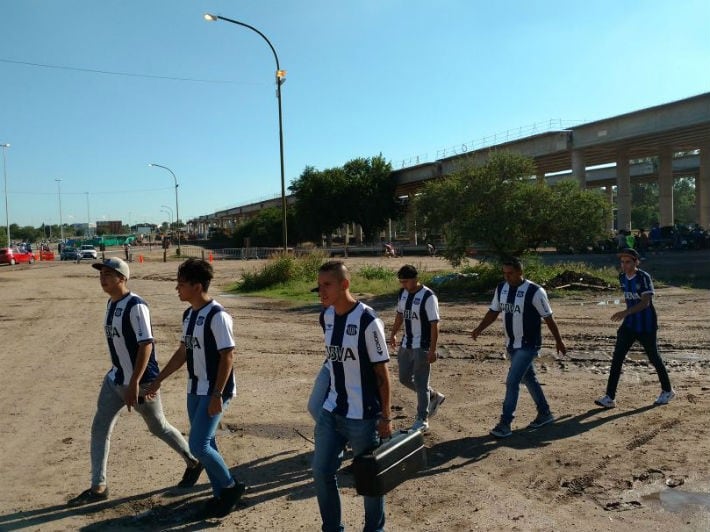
[
  {"xmin": 85, "ymin": 192, "xmax": 91, "ymax": 238},
  {"xmin": 204, "ymin": 13, "xmax": 288, "ymax": 252},
  {"xmin": 1, "ymin": 143, "xmax": 10, "ymax": 246},
  {"xmin": 149, "ymin": 163, "xmax": 181, "ymax": 256},
  {"xmin": 55, "ymin": 179, "xmax": 64, "ymax": 243},
  {"xmin": 160, "ymin": 205, "xmax": 173, "ymax": 228}
]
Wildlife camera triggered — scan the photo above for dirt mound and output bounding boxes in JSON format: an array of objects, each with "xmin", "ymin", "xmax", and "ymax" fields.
[{"xmin": 546, "ymin": 270, "xmax": 613, "ymax": 290}]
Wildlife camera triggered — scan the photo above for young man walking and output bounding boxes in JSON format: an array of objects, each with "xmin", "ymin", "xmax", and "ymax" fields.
[
  {"xmin": 389, "ymin": 264, "xmax": 445, "ymax": 432},
  {"xmin": 471, "ymin": 257, "xmax": 567, "ymax": 438},
  {"xmin": 311, "ymin": 260, "xmax": 392, "ymax": 532},
  {"xmin": 146, "ymin": 258, "xmax": 245, "ymax": 518},
  {"xmin": 594, "ymin": 248, "xmax": 675, "ymax": 408},
  {"xmin": 68, "ymin": 258, "xmax": 201, "ymax": 506}
]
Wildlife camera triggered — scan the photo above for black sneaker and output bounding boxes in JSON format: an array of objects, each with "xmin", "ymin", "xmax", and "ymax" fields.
[
  {"xmin": 67, "ymin": 488, "xmax": 109, "ymax": 506},
  {"xmin": 197, "ymin": 496, "xmax": 222, "ymax": 519},
  {"xmin": 212, "ymin": 481, "xmax": 246, "ymax": 517},
  {"xmin": 178, "ymin": 463, "xmax": 204, "ymax": 488}
]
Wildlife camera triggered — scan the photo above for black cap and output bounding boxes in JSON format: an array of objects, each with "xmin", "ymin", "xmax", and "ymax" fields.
[{"xmin": 617, "ymin": 248, "xmax": 640, "ymax": 260}]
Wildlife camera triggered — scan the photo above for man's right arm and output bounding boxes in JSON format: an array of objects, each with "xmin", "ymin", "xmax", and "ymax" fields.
[{"xmin": 471, "ymin": 310, "xmax": 500, "ymax": 340}]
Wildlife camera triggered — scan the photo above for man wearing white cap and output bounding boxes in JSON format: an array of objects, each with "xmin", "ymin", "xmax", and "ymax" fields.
[{"xmin": 68, "ymin": 257, "xmax": 202, "ymax": 506}]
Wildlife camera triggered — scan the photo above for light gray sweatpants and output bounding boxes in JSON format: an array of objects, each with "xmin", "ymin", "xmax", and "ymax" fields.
[{"xmin": 90, "ymin": 373, "xmax": 195, "ymax": 488}]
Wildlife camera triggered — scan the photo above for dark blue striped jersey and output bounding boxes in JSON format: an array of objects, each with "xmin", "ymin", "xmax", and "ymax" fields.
[
  {"xmin": 619, "ymin": 269, "xmax": 657, "ymax": 333},
  {"xmin": 395, "ymin": 285, "xmax": 440, "ymax": 349},
  {"xmin": 490, "ymin": 280, "xmax": 553, "ymax": 351},
  {"xmin": 103, "ymin": 292, "xmax": 159, "ymax": 385},
  {"xmin": 319, "ymin": 301, "xmax": 390, "ymax": 419},
  {"xmin": 181, "ymin": 299, "xmax": 236, "ymax": 398}
]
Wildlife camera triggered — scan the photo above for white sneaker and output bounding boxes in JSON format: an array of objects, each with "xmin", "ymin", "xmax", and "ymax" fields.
[
  {"xmin": 654, "ymin": 389, "xmax": 676, "ymax": 405},
  {"xmin": 594, "ymin": 395, "xmax": 616, "ymax": 408},
  {"xmin": 428, "ymin": 392, "xmax": 446, "ymax": 418},
  {"xmin": 410, "ymin": 418, "xmax": 429, "ymax": 433}
]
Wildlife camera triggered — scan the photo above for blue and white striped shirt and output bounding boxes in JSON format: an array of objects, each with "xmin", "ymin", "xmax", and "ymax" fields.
[
  {"xmin": 396, "ymin": 285, "xmax": 440, "ymax": 350},
  {"xmin": 319, "ymin": 301, "xmax": 390, "ymax": 419},
  {"xmin": 104, "ymin": 292, "xmax": 159, "ymax": 385},
  {"xmin": 182, "ymin": 300, "xmax": 236, "ymax": 398},
  {"xmin": 490, "ymin": 279, "xmax": 553, "ymax": 351}
]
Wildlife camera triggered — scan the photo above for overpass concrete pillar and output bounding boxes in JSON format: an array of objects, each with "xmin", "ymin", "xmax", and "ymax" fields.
[
  {"xmin": 616, "ymin": 151, "xmax": 631, "ymax": 231},
  {"xmin": 658, "ymin": 147, "xmax": 674, "ymax": 226},
  {"xmin": 699, "ymin": 143, "xmax": 710, "ymax": 228},
  {"xmin": 407, "ymin": 193, "xmax": 418, "ymax": 245},
  {"xmin": 572, "ymin": 150, "xmax": 586, "ymax": 187},
  {"xmin": 606, "ymin": 186, "xmax": 615, "ymax": 232}
]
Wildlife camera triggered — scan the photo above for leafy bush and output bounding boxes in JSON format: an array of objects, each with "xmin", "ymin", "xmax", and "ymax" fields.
[
  {"xmin": 359, "ymin": 265, "xmax": 396, "ymax": 280},
  {"xmin": 237, "ymin": 251, "xmax": 327, "ymax": 292}
]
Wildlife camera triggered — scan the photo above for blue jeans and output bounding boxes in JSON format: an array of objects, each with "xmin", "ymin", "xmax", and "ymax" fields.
[
  {"xmin": 308, "ymin": 364, "xmax": 330, "ymax": 422},
  {"xmin": 312, "ymin": 409, "xmax": 384, "ymax": 532},
  {"xmin": 501, "ymin": 347, "xmax": 550, "ymax": 425},
  {"xmin": 397, "ymin": 347, "xmax": 432, "ymax": 420},
  {"xmin": 605, "ymin": 326, "xmax": 672, "ymax": 399},
  {"xmin": 186, "ymin": 394, "xmax": 233, "ymax": 497}
]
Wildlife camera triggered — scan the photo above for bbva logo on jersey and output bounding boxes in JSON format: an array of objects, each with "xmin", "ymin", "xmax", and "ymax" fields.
[
  {"xmin": 184, "ymin": 335, "xmax": 202, "ymax": 349},
  {"xmin": 104, "ymin": 325, "xmax": 120, "ymax": 338},
  {"xmin": 325, "ymin": 345, "xmax": 356, "ymax": 361},
  {"xmin": 403, "ymin": 309, "xmax": 419, "ymax": 320}
]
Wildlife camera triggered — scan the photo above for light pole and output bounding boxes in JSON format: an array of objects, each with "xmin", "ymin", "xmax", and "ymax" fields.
[
  {"xmin": 149, "ymin": 163, "xmax": 181, "ymax": 256},
  {"xmin": 1, "ymin": 143, "xmax": 10, "ymax": 246},
  {"xmin": 161, "ymin": 205, "xmax": 173, "ymax": 228},
  {"xmin": 85, "ymin": 192, "xmax": 91, "ymax": 238},
  {"xmin": 55, "ymin": 179, "xmax": 64, "ymax": 243},
  {"xmin": 204, "ymin": 13, "xmax": 288, "ymax": 252}
]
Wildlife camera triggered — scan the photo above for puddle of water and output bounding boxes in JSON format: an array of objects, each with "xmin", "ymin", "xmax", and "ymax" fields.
[{"xmin": 643, "ymin": 489, "xmax": 710, "ymax": 513}]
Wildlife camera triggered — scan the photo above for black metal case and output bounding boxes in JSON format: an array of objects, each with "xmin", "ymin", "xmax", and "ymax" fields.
[{"xmin": 353, "ymin": 429, "xmax": 427, "ymax": 497}]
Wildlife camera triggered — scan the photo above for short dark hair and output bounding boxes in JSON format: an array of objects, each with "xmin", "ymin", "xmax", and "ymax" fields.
[
  {"xmin": 177, "ymin": 258, "xmax": 213, "ymax": 292},
  {"xmin": 318, "ymin": 260, "xmax": 350, "ymax": 282},
  {"xmin": 501, "ymin": 257, "xmax": 523, "ymax": 271},
  {"xmin": 397, "ymin": 264, "xmax": 418, "ymax": 279}
]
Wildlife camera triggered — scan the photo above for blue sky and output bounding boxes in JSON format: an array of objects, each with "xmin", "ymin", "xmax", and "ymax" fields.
[{"xmin": 2, "ymin": 0, "xmax": 709, "ymax": 229}]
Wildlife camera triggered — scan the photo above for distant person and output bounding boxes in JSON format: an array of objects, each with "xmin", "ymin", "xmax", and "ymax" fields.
[
  {"xmin": 427, "ymin": 243, "xmax": 436, "ymax": 256},
  {"xmin": 470, "ymin": 257, "xmax": 566, "ymax": 438},
  {"xmin": 625, "ymin": 230, "xmax": 636, "ymax": 250},
  {"xmin": 383, "ymin": 242, "xmax": 396, "ymax": 258},
  {"xmin": 311, "ymin": 260, "xmax": 392, "ymax": 532},
  {"xmin": 124, "ymin": 242, "xmax": 131, "ymax": 261},
  {"xmin": 146, "ymin": 258, "xmax": 245, "ymax": 518},
  {"xmin": 388, "ymin": 264, "xmax": 445, "ymax": 432},
  {"xmin": 594, "ymin": 248, "xmax": 675, "ymax": 408},
  {"xmin": 68, "ymin": 258, "xmax": 201, "ymax": 506}
]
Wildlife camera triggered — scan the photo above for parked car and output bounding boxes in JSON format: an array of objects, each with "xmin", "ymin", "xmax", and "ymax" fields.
[
  {"xmin": 79, "ymin": 244, "xmax": 98, "ymax": 260},
  {"xmin": 0, "ymin": 246, "xmax": 36, "ymax": 265},
  {"xmin": 60, "ymin": 246, "xmax": 81, "ymax": 261}
]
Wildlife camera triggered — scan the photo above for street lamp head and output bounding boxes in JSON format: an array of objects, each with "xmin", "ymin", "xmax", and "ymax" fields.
[
  {"xmin": 0, "ymin": 144, "xmax": 9, "ymax": 148},
  {"xmin": 204, "ymin": 13, "xmax": 218, "ymax": 22}
]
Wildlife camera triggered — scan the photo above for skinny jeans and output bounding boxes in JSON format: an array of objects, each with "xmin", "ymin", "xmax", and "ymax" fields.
[
  {"xmin": 397, "ymin": 347, "xmax": 433, "ymax": 420},
  {"xmin": 605, "ymin": 326, "xmax": 672, "ymax": 399},
  {"xmin": 500, "ymin": 347, "xmax": 550, "ymax": 425}
]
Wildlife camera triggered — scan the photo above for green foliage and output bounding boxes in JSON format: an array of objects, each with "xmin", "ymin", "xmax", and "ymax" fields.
[
  {"xmin": 290, "ymin": 155, "xmax": 401, "ymax": 244},
  {"xmin": 631, "ymin": 177, "xmax": 696, "ymax": 229},
  {"xmin": 415, "ymin": 151, "xmax": 610, "ymax": 264},
  {"xmin": 236, "ymin": 251, "xmax": 327, "ymax": 292},
  {"xmin": 359, "ymin": 265, "xmax": 396, "ymax": 280},
  {"xmin": 231, "ymin": 207, "xmax": 296, "ymax": 248}
]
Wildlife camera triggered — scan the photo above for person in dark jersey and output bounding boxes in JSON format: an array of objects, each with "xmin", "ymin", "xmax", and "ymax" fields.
[{"xmin": 594, "ymin": 248, "xmax": 675, "ymax": 408}]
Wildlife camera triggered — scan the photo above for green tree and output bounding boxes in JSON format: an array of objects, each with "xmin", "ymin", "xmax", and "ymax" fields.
[
  {"xmin": 630, "ymin": 177, "xmax": 697, "ymax": 228},
  {"xmin": 342, "ymin": 155, "xmax": 400, "ymax": 243},
  {"xmin": 290, "ymin": 165, "xmax": 349, "ymax": 244},
  {"xmin": 290, "ymin": 155, "xmax": 400, "ymax": 245},
  {"xmin": 416, "ymin": 151, "xmax": 610, "ymax": 264},
  {"xmin": 232, "ymin": 207, "xmax": 296, "ymax": 248}
]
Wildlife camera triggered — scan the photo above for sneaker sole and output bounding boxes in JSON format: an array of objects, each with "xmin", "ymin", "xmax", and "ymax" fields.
[
  {"xmin": 428, "ymin": 395, "xmax": 446, "ymax": 418},
  {"xmin": 528, "ymin": 418, "xmax": 554, "ymax": 429}
]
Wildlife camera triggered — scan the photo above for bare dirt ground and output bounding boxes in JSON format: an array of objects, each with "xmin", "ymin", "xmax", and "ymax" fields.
[{"xmin": 1, "ymin": 251, "xmax": 709, "ymax": 531}]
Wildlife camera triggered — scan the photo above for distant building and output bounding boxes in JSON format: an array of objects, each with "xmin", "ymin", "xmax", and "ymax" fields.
[
  {"xmin": 96, "ymin": 220, "xmax": 123, "ymax": 235},
  {"xmin": 132, "ymin": 224, "xmax": 157, "ymax": 237}
]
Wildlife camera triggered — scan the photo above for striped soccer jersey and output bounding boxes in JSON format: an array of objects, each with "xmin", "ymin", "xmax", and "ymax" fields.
[
  {"xmin": 619, "ymin": 269, "xmax": 657, "ymax": 333},
  {"xmin": 490, "ymin": 279, "xmax": 553, "ymax": 351},
  {"xmin": 396, "ymin": 285, "xmax": 440, "ymax": 349},
  {"xmin": 319, "ymin": 301, "xmax": 390, "ymax": 419},
  {"xmin": 104, "ymin": 292, "xmax": 159, "ymax": 385},
  {"xmin": 182, "ymin": 299, "xmax": 236, "ymax": 397}
]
